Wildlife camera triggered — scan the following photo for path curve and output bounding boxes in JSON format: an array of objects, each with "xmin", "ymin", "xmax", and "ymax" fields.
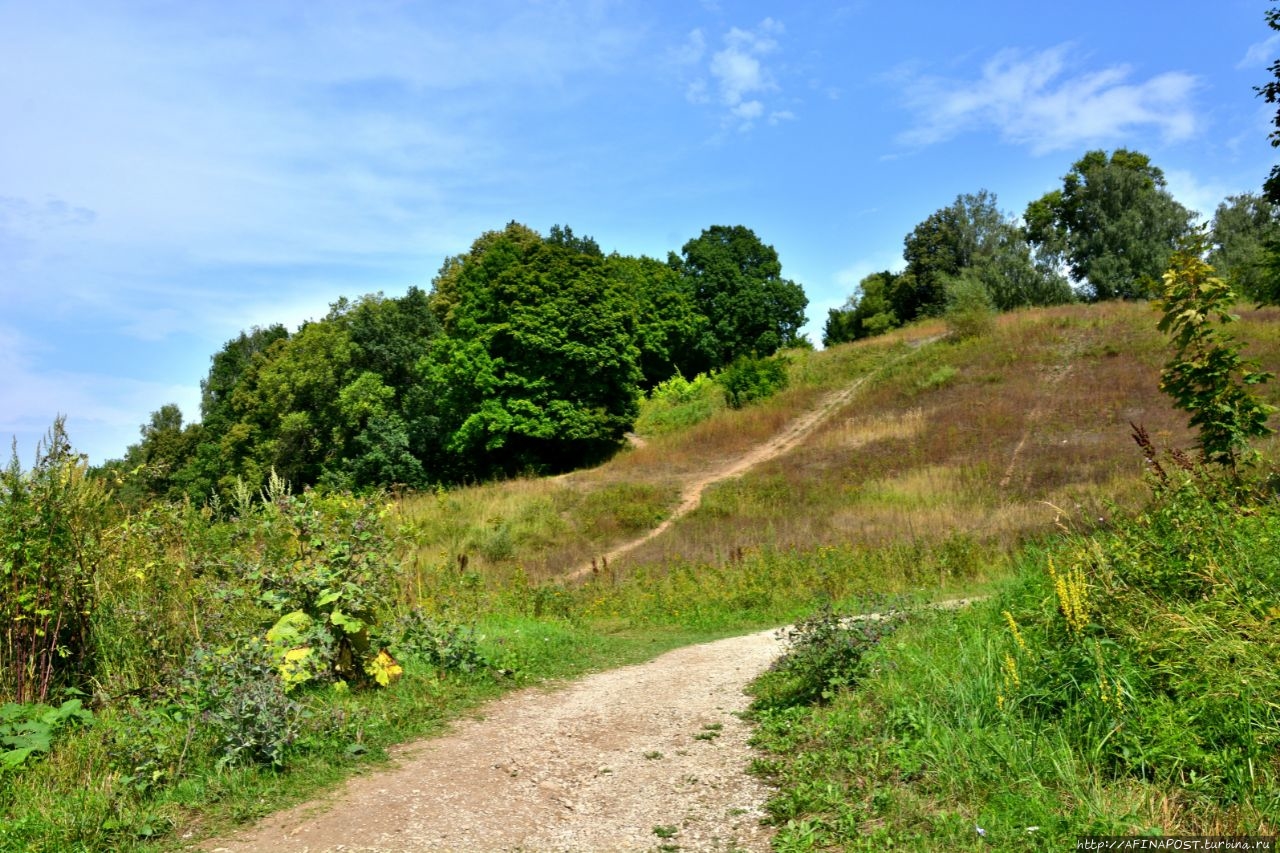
[{"xmin": 206, "ymin": 629, "xmax": 786, "ymax": 853}]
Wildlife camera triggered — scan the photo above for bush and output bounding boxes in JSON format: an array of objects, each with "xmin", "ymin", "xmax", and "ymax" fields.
[
  {"xmin": 716, "ymin": 354, "xmax": 789, "ymax": 409},
  {"xmin": 180, "ymin": 641, "xmax": 304, "ymax": 768},
  {"xmin": 750, "ymin": 602, "xmax": 906, "ymax": 711},
  {"xmin": 943, "ymin": 272, "xmax": 996, "ymax": 341},
  {"xmin": 635, "ymin": 372, "xmax": 722, "ymax": 434},
  {"xmin": 0, "ymin": 420, "xmax": 108, "ymax": 704}
]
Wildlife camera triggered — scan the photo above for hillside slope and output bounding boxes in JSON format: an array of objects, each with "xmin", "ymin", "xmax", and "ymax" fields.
[{"xmin": 396, "ymin": 302, "xmax": 1280, "ymax": 583}]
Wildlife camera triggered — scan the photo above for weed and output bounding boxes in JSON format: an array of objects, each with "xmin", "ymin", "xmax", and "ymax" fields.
[
  {"xmin": 652, "ymin": 824, "xmax": 678, "ymax": 838},
  {"xmin": 751, "ymin": 603, "xmax": 907, "ymax": 711}
]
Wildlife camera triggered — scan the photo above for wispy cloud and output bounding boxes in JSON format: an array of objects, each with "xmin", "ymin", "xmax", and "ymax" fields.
[
  {"xmin": 894, "ymin": 45, "xmax": 1199, "ymax": 154},
  {"xmin": 681, "ymin": 18, "xmax": 791, "ymax": 130},
  {"xmin": 1163, "ymin": 169, "xmax": 1240, "ymax": 222},
  {"xmin": 1238, "ymin": 34, "xmax": 1280, "ymax": 70}
]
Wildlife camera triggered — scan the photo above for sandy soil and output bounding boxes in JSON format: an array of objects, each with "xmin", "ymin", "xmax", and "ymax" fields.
[{"xmin": 205, "ymin": 629, "xmax": 785, "ymax": 853}]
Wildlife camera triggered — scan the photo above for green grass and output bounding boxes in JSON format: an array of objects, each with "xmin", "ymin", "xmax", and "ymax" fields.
[
  {"xmin": 0, "ymin": 618, "xmax": 737, "ymax": 853},
  {"xmin": 8, "ymin": 301, "xmax": 1280, "ymax": 851},
  {"xmin": 749, "ymin": 466, "xmax": 1280, "ymax": 849}
]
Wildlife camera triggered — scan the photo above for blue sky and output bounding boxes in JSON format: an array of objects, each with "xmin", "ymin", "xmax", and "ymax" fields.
[{"xmin": 2, "ymin": 0, "xmax": 1277, "ymax": 465}]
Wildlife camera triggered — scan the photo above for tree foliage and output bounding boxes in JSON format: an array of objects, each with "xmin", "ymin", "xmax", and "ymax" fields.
[
  {"xmin": 823, "ymin": 271, "xmax": 899, "ymax": 346},
  {"xmin": 1156, "ymin": 233, "xmax": 1275, "ymax": 468},
  {"xmin": 672, "ymin": 225, "xmax": 808, "ymax": 363},
  {"xmin": 1209, "ymin": 193, "xmax": 1280, "ymax": 304},
  {"xmin": 606, "ymin": 254, "xmax": 715, "ymax": 387},
  {"xmin": 1026, "ymin": 149, "xmax": 1192, "ymax": 301},
  {"xmin": 420, "ymin": 222, "xmax": 642, "ymax": 479},
  {"xmin": 898, "ymin": 190, "xmax": 1070, "ymax": 322},
  {"xmin": 102, "ymin": 220, "xmax": 809, "ymax": 498}
]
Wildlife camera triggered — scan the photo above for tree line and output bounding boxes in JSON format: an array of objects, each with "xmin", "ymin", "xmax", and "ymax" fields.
[
  {"xmin": 99, "ymin": 223, "xmax": 809, "ymax": 503},
  {"xmin": 824, "ymin": 149, "xmax": 1280, "ymax": 346}
]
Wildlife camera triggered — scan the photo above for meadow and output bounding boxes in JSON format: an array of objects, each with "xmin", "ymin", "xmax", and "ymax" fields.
[{"xmin": 2, "ymin": 300, "xmax": 1279, "ymax": 851}]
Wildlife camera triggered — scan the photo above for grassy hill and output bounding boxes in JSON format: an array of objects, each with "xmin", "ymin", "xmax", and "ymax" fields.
[
  {"xmin": 394, "ymin": 300, "xmax": 1270, "ymax": 592},
  {"xmin": 4, "ymin": 300, "xmax": 1279, "ymax": 851}
]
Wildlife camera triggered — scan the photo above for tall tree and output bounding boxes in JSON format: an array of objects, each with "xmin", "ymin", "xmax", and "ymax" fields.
[
  {"xmin": 606, "ymin": 254, "xmax": 715, "ymax": 386},
  {"xmin": 824, "ymin": 271, "xmax": 899, "ymax": 346},
  {"xmin": 1209, "ymin": 193, "xmax": 1280, "ymax": 304},
  {"xmin": 896, "ymin": 190, "xmax": 1069, "ymax": 322},
  {"xmin": 1025, "ymin": 149, "xmax": 1192, "ymax": 301},
  {"xmin": 671, "ymin": 225, "xmax": 808, "ymax": 365},
  {"xmin": 420, "ymin": 223, "xmax": 642, "ymax": 479}
]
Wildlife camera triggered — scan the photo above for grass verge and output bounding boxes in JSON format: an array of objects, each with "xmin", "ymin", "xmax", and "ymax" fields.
[{"xmin": 749, "ymin": 463, "xmax": 1280, "ymax": 850}]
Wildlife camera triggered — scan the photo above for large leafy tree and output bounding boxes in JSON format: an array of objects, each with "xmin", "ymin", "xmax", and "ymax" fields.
[
  {"xmin": 1209, "ymin": 193, "xmax": 1280, "ymax": 304},
  {"xmin": 606, "ymin": 253, "xmax": 715, "ymax": 386},
  {"xmin": 671, "ymin": 225, "xmax": 808, "ymax": 364},
  {"xmin": 1025, "ymin": 149, "xmax": 1192, "ymax": 301},
  {"xmin": 893, "ymin": 190, "xmax": 1070, "ymax": 323},
  {"xmin": 419, "ymin": 222, "xmax": 642, "ymax": 479}
]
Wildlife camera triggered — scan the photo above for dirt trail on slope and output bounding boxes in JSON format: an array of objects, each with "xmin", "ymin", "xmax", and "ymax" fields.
[
  {"xmin": 206, "ymin": 630, "xmax": 785, "ymax": 853},
  {"xmin": 205, "ymin": 340, "xmax": 940, "ymax": 853},
  {"xmin": 565, "ymin": 342, "xmax": 930, "ymax": 582}
]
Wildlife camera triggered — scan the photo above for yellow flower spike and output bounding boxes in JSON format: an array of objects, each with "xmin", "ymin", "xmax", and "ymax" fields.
[{"xmin": 1002, "ymin": 610, "xmax": 1028, "ymax": 654}]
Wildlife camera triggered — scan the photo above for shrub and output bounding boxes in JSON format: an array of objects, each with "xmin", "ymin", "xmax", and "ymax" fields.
[
  {"xmin": 380, "ymin": 610, "xmax": 487, "ymax": 675},
  {"xmin": 716, "ymin": 354, "xmax": 789, "ymax": 409},
  {"xmin": 636, "ymin": 372, "xmax": 722, "ymax": 434},
  {"xmin": 943, "ymin": 271, "xmax": 996, "ymax": 341},
  {"xmin": 0, "ymin": 420, "xmax": 108, "ymax": 703},
  {"xmin": 1156, "ymin": 234, "xmax": 1275, "ymax": 469},
  {"xmin": 751, "ymin": 602, "xmax": 906, "ymax": 711},
  {"xmin": 243, "ymin": 490, "xmax": 402, "ymax": 690},
  {"xmin": 180, "ymin": 641, "xmax": 304, "ymax": 768}
]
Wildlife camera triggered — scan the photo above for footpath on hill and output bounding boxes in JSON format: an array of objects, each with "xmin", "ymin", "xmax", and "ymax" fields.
[
  {"xmin": 565, "ymin": 337, "xmax": 933, "ymax": 581},
  {"xmin": 205, "ymin": 345, "xmax": 934, "ymax": 853}
]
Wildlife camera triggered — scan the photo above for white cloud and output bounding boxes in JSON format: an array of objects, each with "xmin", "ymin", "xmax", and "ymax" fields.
[
  {"xmin": 895, "ymin": 45, "xmax": 1199, "ymax": 154},
  {"xmin": 0, "ymin": 325, "xmax": 200, "ymax": 465},
  {"xmin": 671, "ymin": 28, "xmax": 706, "ymax": 66},
  {"xmin": 1238, "ymin": 34, "xmax": 1280, "ymax": 70},
  {"xmin": 679, "ymin": 18, "xmax": 792, "ymax": 130},
  {"xmin": 1163, "ymin": 169, "xmax": 1239, "ymax": 223}
]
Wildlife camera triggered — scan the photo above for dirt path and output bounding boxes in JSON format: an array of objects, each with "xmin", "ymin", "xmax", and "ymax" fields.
[
  {"xmin": 206, "ymin": 629, "xmax": 785, "ymax": 853},
  {"xmin": 566, "ymin": 341, "xmax": 931, "ymax": 582},
  {"xmin": 205, "ymin": 339, "xmax": 941, "ymax": 853}
]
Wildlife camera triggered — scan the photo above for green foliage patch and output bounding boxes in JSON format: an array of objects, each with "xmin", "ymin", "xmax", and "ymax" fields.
[{"xmin": 715, "ymin": 353, "xmax": 789, "ymax": 409}]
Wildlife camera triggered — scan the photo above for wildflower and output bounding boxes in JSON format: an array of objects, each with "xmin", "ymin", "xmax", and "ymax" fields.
[
  {"xmin": 975, "ymin": 825, "xmax": 986, "ymax": 837},
  {"xmin": 1002, "ymin": 610, "xmax": 1027, "ymax": 654}
]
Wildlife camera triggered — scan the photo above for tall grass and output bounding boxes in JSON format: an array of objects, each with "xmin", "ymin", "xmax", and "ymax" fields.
[{"xmin": 750, "ymin": 463, "xmax": 1280, "ymax": 849}]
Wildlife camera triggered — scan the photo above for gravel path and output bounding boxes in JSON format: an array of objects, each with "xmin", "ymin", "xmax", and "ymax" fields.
[{"xmin": 206, "ymin": 629, "xmax": 785, "ymax": 853}]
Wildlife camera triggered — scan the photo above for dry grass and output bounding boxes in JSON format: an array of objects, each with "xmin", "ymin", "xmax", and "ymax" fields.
[{"xmin": 394, "ymin": 301, "xmax": 1280, "ymax": 587}]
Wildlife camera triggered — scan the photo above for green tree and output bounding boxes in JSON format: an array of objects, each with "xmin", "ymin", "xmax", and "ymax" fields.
[
  {"xmin": 1209, "ymin": 193, "xmax": 1280, "ymax": 304},
  {"xmin": 420, "ymin": 223, "xmax": 642, "ymax": 479},
  {"xmin": 897, "ymin": 190, "xmax": 1069, "ymax": 322},
  {"xmin": 823, "ymin": 271, "xmax": 899, "ymax": 346},
  {"xmin": 1157, "ymin": 233, "xmax": 1274, "ymax": 468},
  {"xmin": 671, "ymin": 225, "xmax": 808, "ymax": 365},
  {"xmin": 116, "ymin": 404, "xmax": 203, "ymax": 503},
  {"xmin": 1026, "ymin": 149, "xmax": 1192, "ymax": 301},
  {"xmin": 606, "ymin": 253, "xmax": 715, "ymax": 386}
]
